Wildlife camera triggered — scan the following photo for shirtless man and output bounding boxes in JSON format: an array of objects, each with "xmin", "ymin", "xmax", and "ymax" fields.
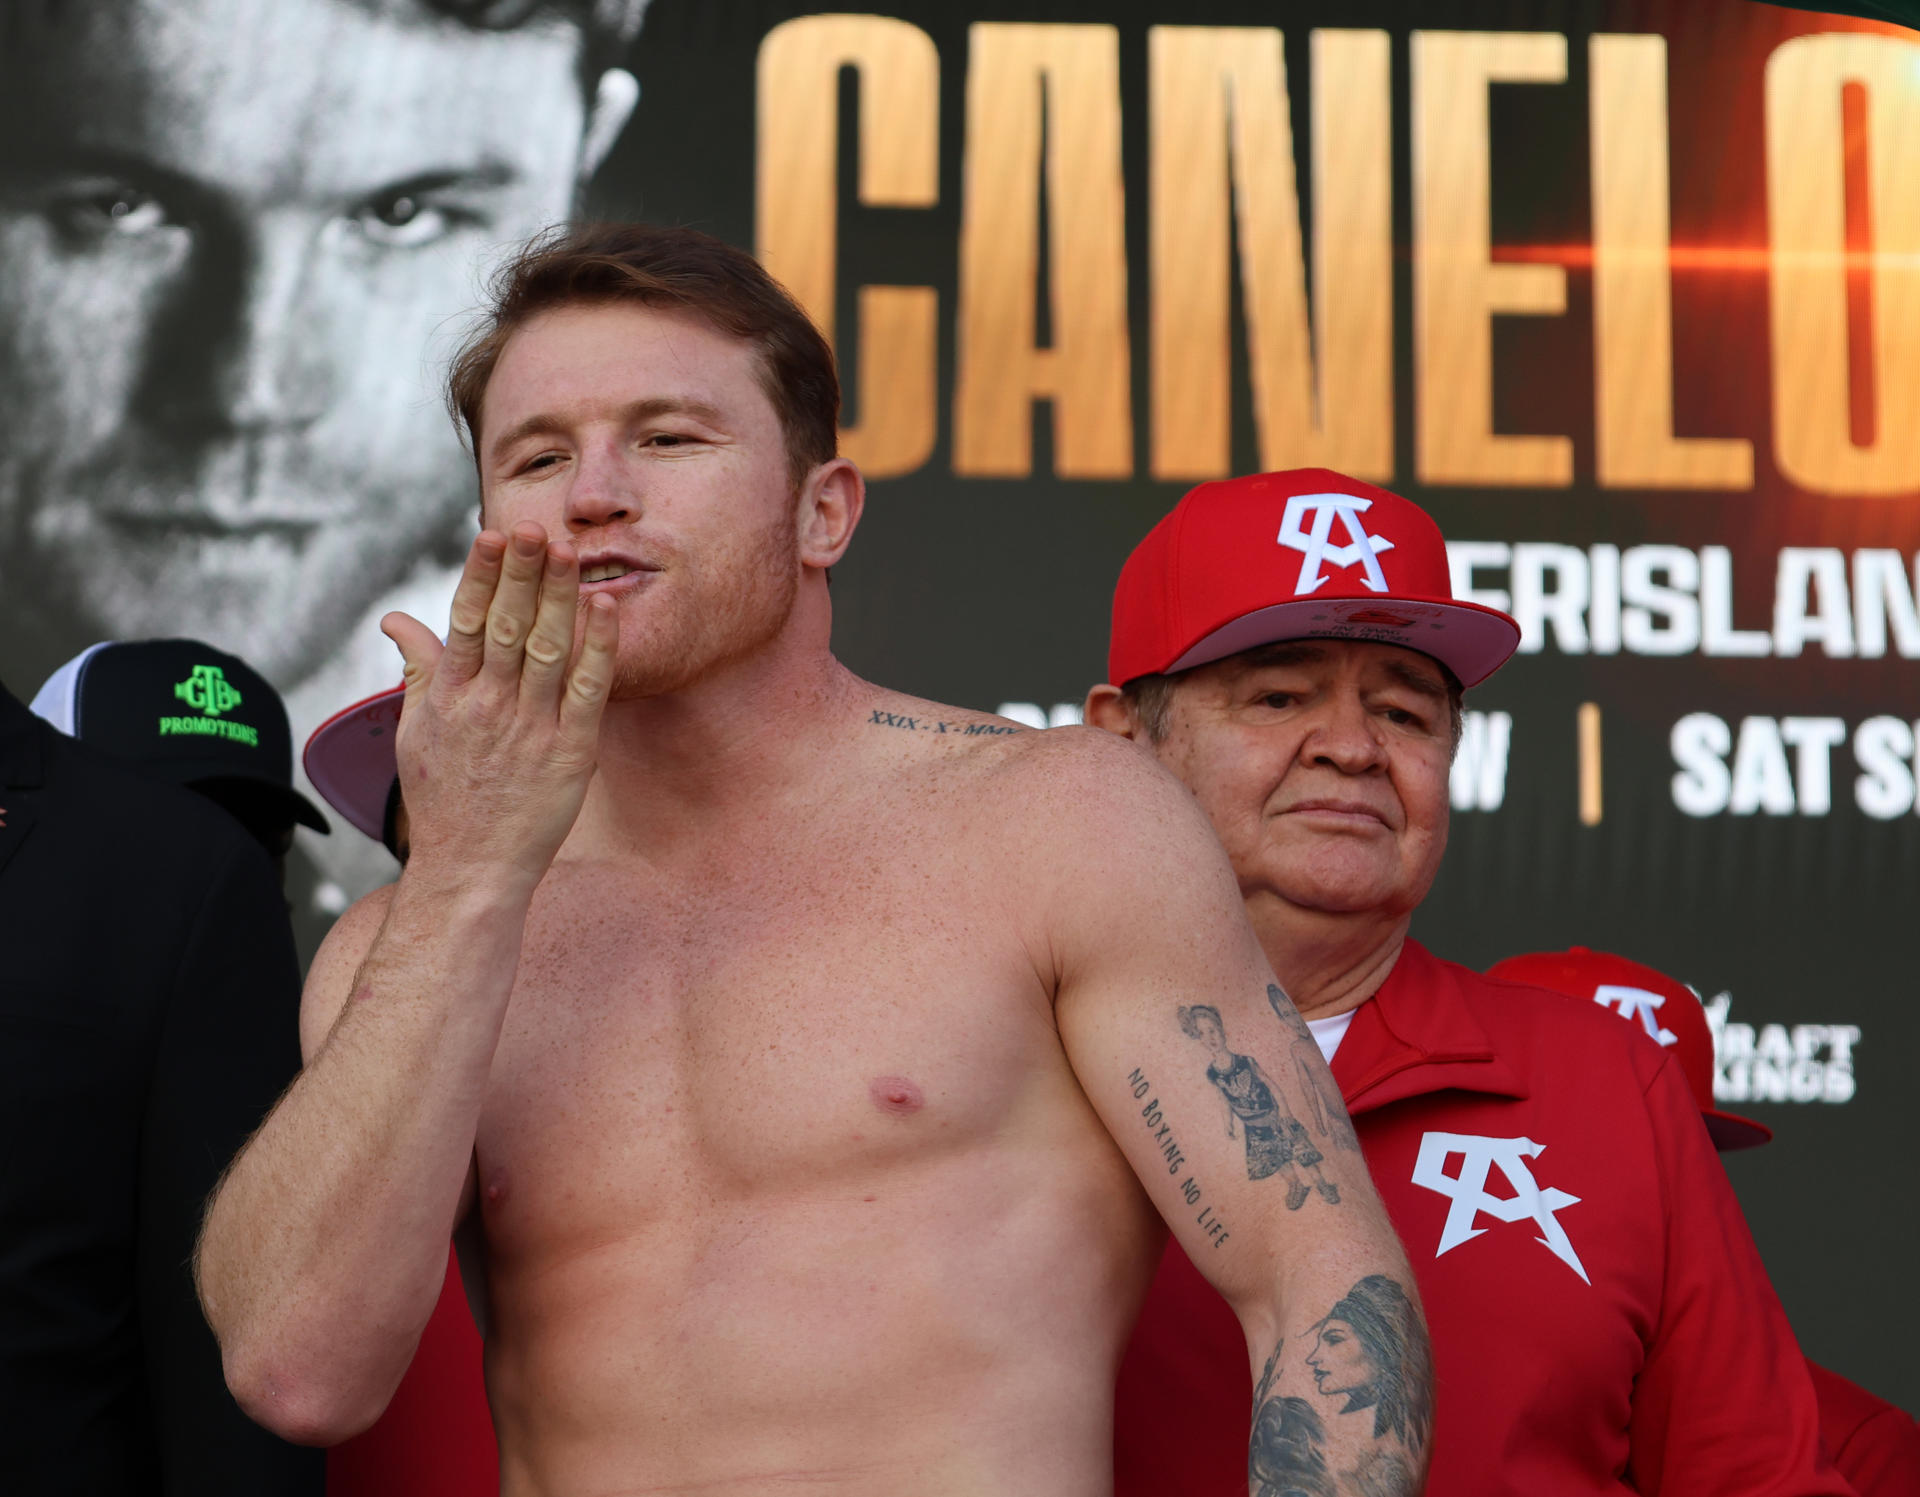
[{"xmin": 193, "ymin": 224, "xmax": 1426, "ymax": 1497}]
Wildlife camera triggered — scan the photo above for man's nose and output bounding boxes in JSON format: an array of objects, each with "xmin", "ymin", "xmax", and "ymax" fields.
[
  {"xmin": 140, "ymin": 215, "xmax": 337, "ymax": 435},
  {"xmin": 563, "ymin": 444, "xmax": 638, "ymax": 532},
  {"xmin": 1302, "ymin": 692, "xmax": 1389, "ymax": 774}
]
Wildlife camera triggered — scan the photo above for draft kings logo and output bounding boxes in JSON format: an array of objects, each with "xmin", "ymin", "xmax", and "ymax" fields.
[
  {"xmin": 1703, "ymin": 993, "xmax": 1860, "ymax": 1107},
  {"xmin": 159, "ymin": 664, "xmax": 260, "ymax": 747}
]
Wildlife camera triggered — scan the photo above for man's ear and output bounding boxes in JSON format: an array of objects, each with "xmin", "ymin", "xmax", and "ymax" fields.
[
  {"xmin": 579, "ymin": 69, "xmax": 641, "ymax": 179},
  {"xmin": 797, "ymin": 458, "xmax": 865, "ymax": 570},
  {"xmin": 1084, "ymin": 684, "xmax": 1139, "ymax": 740}
]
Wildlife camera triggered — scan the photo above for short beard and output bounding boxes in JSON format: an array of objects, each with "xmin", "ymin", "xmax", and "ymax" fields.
[{"xmin": 606, "ymin": 498, "xmax": 801, "ymax": 701}]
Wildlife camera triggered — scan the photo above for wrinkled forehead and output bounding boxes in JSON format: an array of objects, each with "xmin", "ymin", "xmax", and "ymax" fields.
[
  {"xmin": 1207, "ymin": 638, "xmax": 1453, "ymax": 697},
  {"xmin": 1, "ymin": 0, "xmax": 588, "ymax": 195}
]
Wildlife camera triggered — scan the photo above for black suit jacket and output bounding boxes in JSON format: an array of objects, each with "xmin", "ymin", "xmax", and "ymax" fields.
[{"xmin": 0, "ymin": 684, "xmax": 323, "ymax": 1495}]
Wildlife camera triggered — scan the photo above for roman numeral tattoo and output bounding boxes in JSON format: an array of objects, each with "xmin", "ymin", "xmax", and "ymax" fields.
[{"xmin": 866, "ymin": 708, "xmax": 1022, "ymax": 736}]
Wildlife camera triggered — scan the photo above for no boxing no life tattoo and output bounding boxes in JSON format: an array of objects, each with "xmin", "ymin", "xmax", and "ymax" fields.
[{"xmin": 1125, "ymin": 1066, "xmax": 1234, "ymax": 1250}]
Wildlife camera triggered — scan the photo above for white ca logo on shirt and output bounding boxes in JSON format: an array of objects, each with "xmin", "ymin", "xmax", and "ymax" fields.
[
  {"xmin": 1411, "ymin": 1132, "xmax": 1590, "ymax": 1284},
  {"xmin": 1275, "ymin": 493, "xmax": 1396, "ymax": 595},
  {"xmin": 1594, "ymin": 984, "xmax": 1679, "ymax": 1047}
]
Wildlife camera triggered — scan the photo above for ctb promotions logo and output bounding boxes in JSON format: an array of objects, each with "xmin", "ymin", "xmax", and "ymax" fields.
[
  {"xmin": 174, "ymin": 664, "xmax": 242, "ymax": 717},
  {"xmin": 1275, "ymin": 493, "xmax": 1395, "ymax": 595},
  {"xmin": 159, "ymin": 663, "xmax": 259, "ymax": 747}
]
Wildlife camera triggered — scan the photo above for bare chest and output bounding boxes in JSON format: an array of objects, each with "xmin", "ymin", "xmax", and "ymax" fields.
[{"xmin": 470, "ymin": 830, "xmax": 1061, "ymax": 1258}]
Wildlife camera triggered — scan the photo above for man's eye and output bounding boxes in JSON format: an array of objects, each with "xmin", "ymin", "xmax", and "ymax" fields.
[
  {"xmin": 49, "ymin": 184, "xmax": 172, "ymax": 240},
  {"xmin": 1260, "ymin": 693, "xmax": 1296, "ymax": 710},
  {"xmin": 350, "ymin": 193, "xmax": 465, "ymax": 249}
]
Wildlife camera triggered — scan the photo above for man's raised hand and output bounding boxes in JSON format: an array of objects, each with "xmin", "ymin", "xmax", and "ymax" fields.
[{"xmin": 381, "ymin": 523, "xmax": 619, "ymax": 894}]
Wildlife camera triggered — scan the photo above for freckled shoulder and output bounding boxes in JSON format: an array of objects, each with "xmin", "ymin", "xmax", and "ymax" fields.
[
  {"xmin": 854, "ymin": 696, "xmax": 1217, "ymax": 867},
  {"xmin": 950, "ymin": 722, "xmax": 1230, "ymax": 877},
  {"xmin": 983, "ymin": 720, "xmax": 1198, "ymax": 812},
  {"xmin": 966, "ymin": 725, "xmax": 1254, "ymax": 993}
]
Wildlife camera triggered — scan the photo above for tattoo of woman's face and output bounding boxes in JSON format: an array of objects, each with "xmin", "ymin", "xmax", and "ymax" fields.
[
  {"xmin": 1305, "ymin": 1276, "xmax": 1433, "ymax": 1449},
  {"xmin": 1306, "ymin": 1317, "xmax": 1373, "ymax": 1400},
  {"xmin": 1248, "ymin": 1277, "xmax": 1433, "ymax": 1497}
]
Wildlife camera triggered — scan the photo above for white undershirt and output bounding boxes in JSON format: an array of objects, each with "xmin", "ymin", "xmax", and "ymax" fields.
[{"xmin": 1306, "ymin": 1008, "xmax": 1357, "ymax": 1065}]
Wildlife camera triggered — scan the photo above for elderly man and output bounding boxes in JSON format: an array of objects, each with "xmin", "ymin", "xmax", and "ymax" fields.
[{"xmin": 1088, "ymin": 469, "xmax": 1850, "ymax": 1496}]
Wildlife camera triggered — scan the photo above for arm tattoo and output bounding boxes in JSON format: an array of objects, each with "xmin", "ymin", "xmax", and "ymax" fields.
[
  {"xmin": 1305, "ymin": 1276, "xmax": 1432, "ymax": 1449},
  {"xmin": 1126, "ymin": 1067, "xmax": 1233, "ymax": 1249},
  {"xmin": 1177, "ymin": 1003, "xmax": 1340, "ymax": 1209},
  {"xmin": 1346, "ymin": 1451, "xmax": 1415, "ymax": 1497},
  {"xmin": 1268, "ymin": 985, "xmax": 1362, "ymax": 1155},
  {"xmin": 1249, "ymin": 1392, "xmax": 1337, "ymax": 1497},
  {"xmin": 1249, "ymin": 1274, "xmax": 1432, "ymax": 1496},
  {"xmin": 1253, "ymin": 1334, "xmax": 1285, "ymax": 1409}
]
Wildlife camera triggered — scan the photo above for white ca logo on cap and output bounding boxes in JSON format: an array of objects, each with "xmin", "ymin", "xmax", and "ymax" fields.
[
  {"xmin": 1276, "ymin": 493, "xmax": 1396, "ymax": 595},
  {"xmin": 1594, "ymin": 984, "xmax": 1679, "ymax": 1047}
]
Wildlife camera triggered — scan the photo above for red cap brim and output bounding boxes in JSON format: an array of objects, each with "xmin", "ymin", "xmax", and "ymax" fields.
[
  {"xmin": 1704, "ymin": 1110, "xmax": 1773, "ymax": 1152},
  {"xmin": 302, "ymin": 686, "xmax": 404, "ymax": 844},
  {"xmin": 1164, "ymin": 594, "xmax": 1522, "ymax": 688}
]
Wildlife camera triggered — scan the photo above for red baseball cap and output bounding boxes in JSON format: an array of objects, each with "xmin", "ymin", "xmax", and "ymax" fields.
[
  {"xmin": 302, "ymin": 684, "xmax": 404, "ymax": 844},
  {"xmin": 1487, "ymin": 947, "xmax": 1773, "ymax": 1152},
  {"xmin": 1107, "ymin": 468, "xmax": 1520, "ymax": 688}
]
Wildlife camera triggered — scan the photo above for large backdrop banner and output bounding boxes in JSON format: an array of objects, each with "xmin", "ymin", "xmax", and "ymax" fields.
[{"xmin": 2, "ymin": 0, "xmax": 1913, "ymax": 1406}]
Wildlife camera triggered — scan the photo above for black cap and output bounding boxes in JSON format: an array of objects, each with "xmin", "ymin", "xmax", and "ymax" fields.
[{"xmin": 31, "ymin": 640, "xmax": 329, "ymax": 834}]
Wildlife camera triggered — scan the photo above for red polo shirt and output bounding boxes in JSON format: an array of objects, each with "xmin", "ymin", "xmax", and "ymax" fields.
[
  {"xmin": 328, "ymin": 1249, "xmax": 497, "ymax": 1497},
  {"xmin": 1114, "ymin": 941, "xmax": 1850, "ymax": 1496},
  {"xmin": 1809, "ymin": 1361, "xmax": 1920, "ymax": 1497}
]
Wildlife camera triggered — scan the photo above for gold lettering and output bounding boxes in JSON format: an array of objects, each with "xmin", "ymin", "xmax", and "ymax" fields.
[
  {"xmin": 756, "ymin": 16, "xmax": 939, "ymax": 478},
  {"xmin": 1766, "ymin": 33, "xmax": 1920, "ymax": 496},
  {"xmin": 1590, "ymin": 34, "xmax": 1752, "ymax": 489},
  {"xmin": 954, "ymin": 23, "xmax": 1132, "ymax": 478},
  {"xmin": 1413, "ymin": 31, "xmax": 1572, "ymax": 487},
  {"xmin": 1147, "ymin": 28, "xmax": 1392, "ymax": 481}
]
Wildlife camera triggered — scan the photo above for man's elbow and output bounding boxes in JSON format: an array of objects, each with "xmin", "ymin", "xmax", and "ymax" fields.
[{"xmin": 221, "ymin": 1336, "xmax": 394, "ymax": 1447}]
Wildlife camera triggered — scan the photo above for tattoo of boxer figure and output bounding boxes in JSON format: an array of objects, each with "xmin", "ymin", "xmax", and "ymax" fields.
[
  {"xmin": 1178, "ymin": 1004, "xmax": 1339, "ymax": 1210},
  {"xmin": 1266, "ymin": 984, "xmax": 1362, "ymax": 1154}
]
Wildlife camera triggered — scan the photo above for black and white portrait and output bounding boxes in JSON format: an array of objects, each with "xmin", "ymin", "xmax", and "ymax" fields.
[{"xmin": 0, "ymin": 0, "xmax": 646, "ymax": 931}]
